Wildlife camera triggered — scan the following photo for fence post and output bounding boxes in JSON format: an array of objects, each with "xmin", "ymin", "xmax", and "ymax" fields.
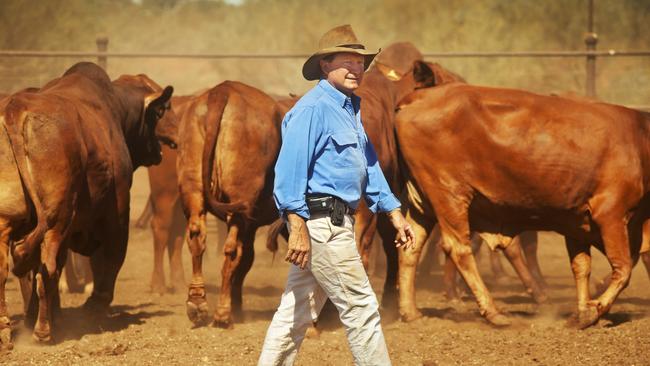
[
  {"xmin": 96, "ymin": 36, "xmax": 109, "ymax": 71},
  {"xmin": 585, "ymin": 0, "xmax": 597, "ymax": 98}
]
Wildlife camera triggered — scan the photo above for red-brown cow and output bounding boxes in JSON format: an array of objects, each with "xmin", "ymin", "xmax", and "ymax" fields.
[
  {"xmin": 0, "ymin": 62, "xmax": 176, "ymax": 346},
  {"xmin": 178, "ymin": 81, "xmax": 280, "ymax": 328},
  {"xmin": 396, "ymin": 82, "xmax": 650, "ymax": 328},
  {"xmin": 351, "ymin": 43, "xmax": 544, "ymax": 310},
  {"xmin": 147, "ymin": 95, "xmax": 194, "ymax": 294}
]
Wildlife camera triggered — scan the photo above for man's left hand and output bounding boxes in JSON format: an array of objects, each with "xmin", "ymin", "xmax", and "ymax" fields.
[{"xmin": 387, "ymin": 209, "xmax": 416, "ymax": 249}]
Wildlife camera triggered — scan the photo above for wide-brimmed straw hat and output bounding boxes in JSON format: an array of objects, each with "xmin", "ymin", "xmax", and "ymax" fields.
[{"xmin": 302, "ymin": 24, "xmax": 379, "ymax": 81}]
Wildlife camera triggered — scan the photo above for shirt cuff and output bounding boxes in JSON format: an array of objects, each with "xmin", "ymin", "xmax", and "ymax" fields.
[{"xmin": 374, "ymin": 194, "xmax": 401, "ymax": 214}]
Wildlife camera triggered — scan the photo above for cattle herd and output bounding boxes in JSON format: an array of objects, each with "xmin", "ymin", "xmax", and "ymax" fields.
[{"xmin": 1, "ymin": 41, "xmax": 649, "ymax": 352}]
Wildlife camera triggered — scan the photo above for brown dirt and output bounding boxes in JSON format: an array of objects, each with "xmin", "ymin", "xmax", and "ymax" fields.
[{"xmin": 3, "ymin": 169, "xmax": 650, "ymax": 365}]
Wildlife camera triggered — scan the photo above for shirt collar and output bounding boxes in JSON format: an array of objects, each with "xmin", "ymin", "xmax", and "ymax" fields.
[{"xmin": 318, "ymin": 79, "xmax": 362, "ymax": 113}]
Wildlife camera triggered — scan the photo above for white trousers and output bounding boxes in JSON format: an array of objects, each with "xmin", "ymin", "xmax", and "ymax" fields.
[{"xmin": 258, "ymin": 215, "xmax": 391, "ymax": 366}]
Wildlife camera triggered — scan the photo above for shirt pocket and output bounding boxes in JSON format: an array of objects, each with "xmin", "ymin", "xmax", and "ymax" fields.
[{"xmin": 330, "ymin": 131, "xmax": 363, "ymax": 169}]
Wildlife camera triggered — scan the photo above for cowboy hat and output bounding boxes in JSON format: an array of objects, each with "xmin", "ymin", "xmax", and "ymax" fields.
[{"xmin": 302, "ymin": 24, "xmax": 379, "ymax": 81}]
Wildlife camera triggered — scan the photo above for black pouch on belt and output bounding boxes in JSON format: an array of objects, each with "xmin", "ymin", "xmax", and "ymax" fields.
[{"xmin": 330, "ymin": 198, "xmax": 346, "ymax": 226}]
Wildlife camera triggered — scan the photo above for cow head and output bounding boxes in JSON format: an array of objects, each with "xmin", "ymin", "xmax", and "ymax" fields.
[
  {"xmin": 140, "ymin": 83, "xmax": 175, "ymax": 166},
  {"xmin": 112, "ymin": 74, "xmax": 177, "ymax": 167},
  {"xmin": 374, "ymin": 43, "xmax": 465, "ymax": 104}
]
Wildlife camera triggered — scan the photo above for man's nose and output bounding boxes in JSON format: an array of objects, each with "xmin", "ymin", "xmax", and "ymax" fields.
[{"xmin": 350, "ymin": 63, "xmax": 364, "ymax": 75}]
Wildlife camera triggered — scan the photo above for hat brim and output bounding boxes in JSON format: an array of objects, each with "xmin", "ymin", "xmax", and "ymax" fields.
[{"xmin": 302, "ymin": 47, "xmax": 379, "ymax": 81}]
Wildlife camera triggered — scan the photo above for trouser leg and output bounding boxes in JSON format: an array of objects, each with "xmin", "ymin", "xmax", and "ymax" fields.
[
  {"xmin": 258, "ymin": 258, "xmax": 327, "ymax": 365},
  {"xmin": 310, "ymin": 216, "xmax": 391, "ymax": 366}
]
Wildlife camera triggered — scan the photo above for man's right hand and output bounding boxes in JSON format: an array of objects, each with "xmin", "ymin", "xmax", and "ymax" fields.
[{"xmin": 285, "ymin": 213, "xmax": 311, "ymax": 270}]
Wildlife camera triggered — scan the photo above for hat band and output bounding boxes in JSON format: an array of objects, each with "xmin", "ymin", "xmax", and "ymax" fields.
[{"xmin": 336, "ymin": 44, "xmax": 366, "ymax": 50}]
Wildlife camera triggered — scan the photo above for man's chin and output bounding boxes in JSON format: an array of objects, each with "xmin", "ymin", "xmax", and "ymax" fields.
[{"xmin": 345, "ymin": 81, "xmax": 360, "ymax": 90}]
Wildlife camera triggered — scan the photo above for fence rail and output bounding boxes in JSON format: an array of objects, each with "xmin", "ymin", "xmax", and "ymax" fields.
[
  {"xmin": 1, "ymin": 49, "xmax": 650, "ymax": 59},
  {"xmin": 1, "ymin": 43, "xmax": 648, "ymax": 110}
]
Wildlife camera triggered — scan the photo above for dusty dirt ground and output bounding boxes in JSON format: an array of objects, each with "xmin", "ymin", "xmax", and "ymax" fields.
[{"xmin": 3, "ymin": 169, "xmax": 650, "ymax": 365}]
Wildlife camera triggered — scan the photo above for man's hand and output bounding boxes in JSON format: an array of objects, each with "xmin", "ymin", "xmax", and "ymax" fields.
[
  {"xmin": 387, "ymin": 209, "xmax": 416, "ymax": 249},
  {"xmin": 285, "ymin": 213, "xmax": 311, "ymax": 269}
]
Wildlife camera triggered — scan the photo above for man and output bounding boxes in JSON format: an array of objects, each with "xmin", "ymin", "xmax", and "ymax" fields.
[{"xmin": 258, "ymin": 25, "xmax": 415, "ymax": 366}]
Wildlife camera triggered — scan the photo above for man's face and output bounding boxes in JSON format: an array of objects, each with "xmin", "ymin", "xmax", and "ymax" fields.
[{"xmin": 320, "ymin": 53, "xmax": 365, "ymax": 95}]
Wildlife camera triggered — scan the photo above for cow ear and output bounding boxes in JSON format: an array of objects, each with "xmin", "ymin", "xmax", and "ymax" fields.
[
  {"xmin": 413, "ymin": 60, "xmax": 436, "ymax": 88},
  {"xmin": 145, "ymin": 86, "xmax": 174, "ymax": 123},
  {"xmin": 376, "ymin": 62, "xmax": 403, "ymax": 81}
]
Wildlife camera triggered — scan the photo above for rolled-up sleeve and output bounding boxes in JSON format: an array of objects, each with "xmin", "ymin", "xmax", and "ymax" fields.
[
  {"xmin": 363, "ymin": 136, "xmax": 401, "ymax": 214},
  {"xmin": 273, "ymin": 106, "xmax": 322, "ymax": 219}
]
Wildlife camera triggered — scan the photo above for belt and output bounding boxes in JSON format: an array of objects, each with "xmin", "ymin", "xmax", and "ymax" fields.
[{"xmin": 306, "ymin": 194, "xmax": 356, "ymax": 217}]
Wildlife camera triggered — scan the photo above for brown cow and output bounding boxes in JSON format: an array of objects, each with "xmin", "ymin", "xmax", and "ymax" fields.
[
  {"xmin": 351, "ymin": 43, "xmax": 544, "ymax": 310},
  {"xmin": 0, "ymin": 62, "xmax": 176, "ymax": 346},
  {"xmin": 147, "ymin": 95, "xmax": 194, "ymax": 294},
  {"xmin": 144, "ymin": 92, "xmax": 291, "ymax": 295},
  {"xmin": 178, "ymin": 81, "xmax": 280, "ymax": 328},
  {"xmin": 395, "ymin": 82, "xmax": 650, "ymax": 328}
]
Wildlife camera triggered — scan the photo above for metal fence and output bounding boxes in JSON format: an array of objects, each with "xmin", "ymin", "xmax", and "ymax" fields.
[
  {"xmin": 1, "ymin": 38, "xmax": 649, "ymax": 110},
  {"xmin": 2, "ymin": 0, "xmax": 649, "ymax": 109}
]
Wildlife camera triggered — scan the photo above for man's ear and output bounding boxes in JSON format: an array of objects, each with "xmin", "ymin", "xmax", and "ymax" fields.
[{"xmin": 319, "ymin": 59, "xmax": 329, "ymax": 75}]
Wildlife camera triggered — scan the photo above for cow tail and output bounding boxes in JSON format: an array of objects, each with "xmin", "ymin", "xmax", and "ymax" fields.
[
  {"xmin": 265, "ymin": 217, "xmax": 289, "ymax": 264},
  {"xmin": 2, "ymin": 108, "xmax": 47, "ymax": 277},
  {"xmin": 393, "ymin": 120, "xmax": 435, "ymax": 219},
  {"xmin": 201, "ymin": 85, "xmax": 248, "ymax": 221}
]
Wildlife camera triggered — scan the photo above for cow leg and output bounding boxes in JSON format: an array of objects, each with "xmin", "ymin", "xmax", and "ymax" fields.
[
  {"xmin": 168, "ymin": 200, "xmax": 187, "ymax": 293},
  {"xmin": 588, "ymin": 216, "xmax": 632, "ymax": 324},
  {"xmin": 442, "ymin": 254, "xmax": 461, "ymax": 301},
  {"xmin": 520, "ymin": 231, "xmax": 547, "ymax": 288},
  {"xmin": 135, "ymin": 195, "xmax": 153, "ymax": 229},
  {"xmin": 229, "ymin": 225, "xmax": 256, "ymax": 322},
  {"xmin": 376, "ymin": 214, "xmax": 398, "ymax": 312},
  {"xmin": 354, "ymin": 206, "xmax": 377, "ymax": 271},
  {"xmin": 213, "ymin": 219, "xmax": 244, "ymax": 328},
  {"xmin": 397, "ymin": 207, "xmax": 434, "ymax": 322},
  {"xmin": 563, "ymin": 237, "xmax": 594, "ymax": 328},
  {"xmin": 185, "ymin": 212, "xmax": 210, "ymax": 326},
  {"xmin": 0, "ymin": 224, "xmax": 12, "ymax": 349},
  {"xmin": 33, "ymin": 226, "xmax": 67, "ymax": 343},
  {"xmin": 417, "ymin": 225, "xmax": 442, "ymax": 277},
  {"xmin": 501, "ymin": 237, "xmax": 548, "ymax": 303},
  {"xmin": 435, "ymin": 199, "xmax": 509, "ymax": 326},
  {"xmin": 86, "ymin": 222, "xmax": 128, "ymax": 313},
  {"xmin": 150, "ymin": 197, "xmax": 176, "ymax": 294},
  {"xmin": 638, "ymin": 251, "xmax": 650, "ymax": 283},
  {"xmin": 488, "ymin": 250, "xmax": 506, "ymax": 282}
]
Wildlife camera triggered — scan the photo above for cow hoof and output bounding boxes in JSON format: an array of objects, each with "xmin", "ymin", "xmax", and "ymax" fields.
[
  {"xmin": 531, "ymin": 290, "xmax": 549, "ymax": 304},
  {"xmin": 186, "ymin": 283, "xmax": 210, "ymax": 326},
  {"xmin": 150, "ymin": 281, "xmax": 167, "ymax": 295},
  {"xmin": 485, "ymin": 312, "xmax": 511, "ymax": 327},
  {"xmin": 82, "ymin": 296, "xmax": 110, "ymax": 316},
  {"xmin": 400, "ymin": 309, "xmax": 423, "ymax": 322},
  {"xmin": 567, "ymin": 306, "xmax": 599, "ymax": 329},
  {"xmin": 212, "ymin": 316, "xmax": 234, "ymax": 329},
  {"xmin": 186, "ymin": 300, "xmax": 210, "ymax": 326},
  {"xmin": 32, "ymin": 325, "xmax": 51, "ymax": 343}
]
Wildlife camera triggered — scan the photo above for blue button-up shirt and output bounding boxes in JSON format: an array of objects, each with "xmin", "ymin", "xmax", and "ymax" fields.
[{"xmin": 274, "ymin": 79, "xmax": 401, "ymax": 219}]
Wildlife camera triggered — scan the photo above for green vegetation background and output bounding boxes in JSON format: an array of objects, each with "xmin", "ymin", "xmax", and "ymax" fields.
[{"xmin": 1, "ymin": 0, "xmax": 648, "ymax": 105}]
